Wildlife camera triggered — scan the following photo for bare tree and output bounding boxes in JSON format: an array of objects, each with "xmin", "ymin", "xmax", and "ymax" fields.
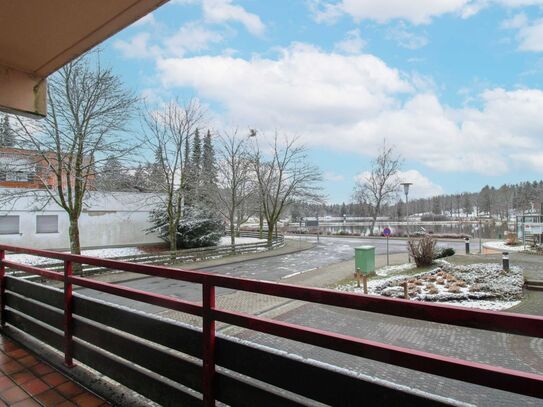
[
  {"xmin": 214, "ymin": 130, "xmax": 256, "ymax": 244},
  {"xmin": 353, "ymin": 142, "xmax": 402, "ymax": 235},
  {"xmin": 141, "ymin": 99, "xmax": 204, "ymax": 257},
  {"xmin": 14, "ymin": 53, "xmax": 137, "ymax": 255},
  {"xmin": 251, "ymin": 134, "xmax": 322, "ymax": 245}
]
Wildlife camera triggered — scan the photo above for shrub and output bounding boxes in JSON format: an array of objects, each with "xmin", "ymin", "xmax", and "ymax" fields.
[
  {"xmin": 469, "ymin": 284, "xmax": 482, "ymax": 292},
  {"xmin": 506, "ymin": 233, "xmax": 519, "ymax": 246},
  {"xmin": 407, "ymin": 235, "xmax": 436, "ymax": 267},
  {"xmin": 434, "ymin": 247, "xmax": 455, "ymax": 259},
  {"xmin": 148, "ymin": 206, "xmax": 224, "ymax": 249},
  {"xmin": 448, "ymin": 285, "xmax": 461, "ymax": 293}
]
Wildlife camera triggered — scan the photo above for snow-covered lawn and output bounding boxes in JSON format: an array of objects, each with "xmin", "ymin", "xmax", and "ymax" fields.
[
  {"xmin": 218, "ymin": 237, "xmax": 267, "ymax": 246},
  {"xmin": 375, "ymin": 263, "xmax": 416, "ymax": 277},
  {"xmin": 6, "ymin": 238, "xmax": 269, "ymax": 267},
  {"xmin": 337, "ymin": 260, "xmax": 523, "ymax": 311},
  {"xmin": 483, "ymin": 241, "xmax": 527, "ymax": 252},
  {"xmin": 6, "ymin": 247, "xmax": 145, "ymax": 266}
]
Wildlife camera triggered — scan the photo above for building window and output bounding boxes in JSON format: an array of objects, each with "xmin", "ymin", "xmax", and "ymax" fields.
[
  {"xmin": 6, "ymin": 171, "xmax": 29, "ymax": 182},
  {"xmin": 36, "ymin": 215, "xmax": 58, "ymax": 234},
  {"xmin": 0, "ymin": 216, "xmax": 19, "ymax": 235}
]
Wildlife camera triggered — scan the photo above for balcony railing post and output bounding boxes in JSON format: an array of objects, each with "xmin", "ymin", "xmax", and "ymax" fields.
[
  {"xmin": 202, "ymin": 282, "xmax": 216, "ymax": 407},
  {"xmin": 63, "ymin": 260, "xmax": 74, "ymax": 367},
  {"xmin": 0, "ymin": 249, "xmax": 5, "ymax": 327}
]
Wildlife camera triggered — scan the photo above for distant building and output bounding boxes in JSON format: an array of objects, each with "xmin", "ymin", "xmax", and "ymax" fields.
[
  {"xmin": 0, "ymin": 190, "xmax": 162, "ymax": 250},
  {"xmin": 517, "ymin": 213, "xmax": 543, "ymax": 245},
  {"xmin": 0, "ymin": 147, "xmax": 95, "ymax": 190}
]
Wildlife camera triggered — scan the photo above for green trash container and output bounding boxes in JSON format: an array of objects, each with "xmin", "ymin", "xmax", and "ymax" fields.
[{"xmin": 355, "ymin": 246, "xmax": 375, "ymax": 276}]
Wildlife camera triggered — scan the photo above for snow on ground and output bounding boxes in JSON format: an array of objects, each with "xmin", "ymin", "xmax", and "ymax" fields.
[
  {"xmin": 6, "ymin": 247, "xmax": 145, "ymax": 266},
  {"xmin": 375, "ymin": 263, "xmax": 416, "ymax": 277},
  {"xmin": 218, "ymin": 237, "xmax": 267, "ymax": 246},
  {"xmin": 7, "ymin": 238, "xmax": 269, "ymax": 266},
  {"xmin": 483, "ymin": 241, "xmax": 527, "ymax": 252},
  {"xmin": 337, "ymin": 260, "xmax": 523, "ymax": 311}
]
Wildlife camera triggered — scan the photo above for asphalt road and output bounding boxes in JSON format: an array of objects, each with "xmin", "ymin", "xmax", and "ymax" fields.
[{"xmin": 76, "ymin": 237, "xmax": 466, "ymax": 312}]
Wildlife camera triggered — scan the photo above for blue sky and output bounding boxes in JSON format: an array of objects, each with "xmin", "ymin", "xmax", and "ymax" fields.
[{"xmin": 100, "ymin": 0, "xmax": 543, "ymax": 203}]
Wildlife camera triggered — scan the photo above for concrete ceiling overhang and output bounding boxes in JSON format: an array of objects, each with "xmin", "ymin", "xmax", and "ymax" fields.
[{"xmin": 0, "ymin": 0, "xmax": 168, "ymax": 118}]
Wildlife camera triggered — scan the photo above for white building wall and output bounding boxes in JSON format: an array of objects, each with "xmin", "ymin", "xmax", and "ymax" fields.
[{"xmin": 0, "ymin": 190, "xmax": 163, "ymax": 250}]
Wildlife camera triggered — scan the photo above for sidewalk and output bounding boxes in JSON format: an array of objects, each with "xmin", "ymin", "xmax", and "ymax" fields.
[{"xmin": 0, "ymin": 336, "xmax": 108, "ymax": 406}]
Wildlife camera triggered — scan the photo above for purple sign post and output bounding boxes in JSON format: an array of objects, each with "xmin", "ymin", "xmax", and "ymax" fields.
[{"xmin": 383, "ymin": 227, "xmax": 391, "ymax": 266}]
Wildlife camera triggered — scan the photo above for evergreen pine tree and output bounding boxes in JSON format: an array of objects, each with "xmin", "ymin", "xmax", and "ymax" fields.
[
  {"xmin": 96, "ymin": 156, "xmax": 130, "ymax": 191},
  {"xmin": 0, "ymin": 114, "xmax": 16, "ymax": 148},
  {"xmin": 182, "ymin": 134, "xmax": 191, "ymax": 196},
  {"xmin": 187, "ymin": 129, "xmax": 202, "ymax": 205},
  {"xmin": 148, "ymin": 205, "xmax": 223, "ymax": 249},
  {"xmin": 201, "ymin": 130, "xmax": 217, "ymax": 206}
]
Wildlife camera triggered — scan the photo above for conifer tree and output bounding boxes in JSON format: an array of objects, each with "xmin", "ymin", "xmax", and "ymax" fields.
[
  {"xmin": 188, "ymin": 129, "xmax": 202, "ymax": 204},
  {"xmin": 201, "ymin": 130, "xmax": 217, "ymax": 206},
  {"xmin": 0, "ymin": 114, "xmax": 16, "ymax": 148}
]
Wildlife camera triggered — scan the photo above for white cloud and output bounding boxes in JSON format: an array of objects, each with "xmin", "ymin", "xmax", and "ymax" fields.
[
  {"xmin": 310, "ymin": 0, "xmax": 471, "ymax": 25},
  {"xmin": 397, "ymin": 170, "xmax": 444, "ymax": 198},
  {"xmin": 324, "ymin": 171, "xmax": 345, "ymax": 182},
  {"xmin": 501, "ymin": 12, "xmax": 528, "ymax": 29},
  {"xmin": 353, "ymin": 169, "xmax": 443, "ymax": 199},
  {"xmin": 155, "ymin": 43, "xmax": 543, "ymax": 176},
  {"xmin": 133, "ymin": 13, "xmax": 157, "ymax": 27},
  {"xmin": 509, "ymin": 152, "xmax": 543, "ymax": 171},
  {"xmin": 114, "ymin": 22, "xmax": 223, "ymax": 59},
  {"xmin": 387, "ymin": 24, "xmax": 428, "ymax": 49},
  {"xmin": 158, "ymin": 43, "xmax": 412, "ymax": 127},
  {"xmin": 516, "ymin": 19, "xmax": 543, "ymax": 51},
  {"xmin": 201, "ymin": 0, "xmax": 265, "ymax": 35},
  {"xmin": 113, "ymin": 32, "xmax": 161, "ymax": 59},
  {"xmin": 165, "ymin": 22, "xmax": 223, "ymax": 56},
  {"xmin": 334, "ymin": 29, "xmax": 366, "ymax": 54},
  {"xmin": 310, "ymin": 0, "xmax": 543, "ymax": 25}
]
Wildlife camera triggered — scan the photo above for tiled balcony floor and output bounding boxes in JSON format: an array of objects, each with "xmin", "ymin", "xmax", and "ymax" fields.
[{"xmin": 0, "ymin": 336, "xmax": 109, "ymax": 406}]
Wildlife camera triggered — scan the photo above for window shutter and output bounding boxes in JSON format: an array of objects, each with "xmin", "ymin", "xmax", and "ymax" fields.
[
  {"xmin": 0, "ymin": 216, "xmax": 19, "ymax": 234},
  {"xmin": 36, "ymin": 215, "xmax": 58, "ymax": 233}
]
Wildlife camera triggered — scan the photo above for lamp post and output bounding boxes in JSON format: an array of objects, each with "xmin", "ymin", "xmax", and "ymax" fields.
[
  {"xmin": 401, "ymin": 183, "xmax": 413, "ymax": 238},
  {"xmin": 401, "ymin": 182, "xmax": 413, "ymax": 263}
]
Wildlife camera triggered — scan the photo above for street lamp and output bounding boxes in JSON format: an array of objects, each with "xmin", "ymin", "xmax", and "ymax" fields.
[{"xmin": 401, "ymin": 183, "xmax": 413, "ymax": 238}]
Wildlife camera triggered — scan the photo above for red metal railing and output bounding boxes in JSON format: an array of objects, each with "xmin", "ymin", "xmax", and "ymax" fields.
[{"xmin": 0, "ymin": 243, "xmax": 543, "ymax": 405}]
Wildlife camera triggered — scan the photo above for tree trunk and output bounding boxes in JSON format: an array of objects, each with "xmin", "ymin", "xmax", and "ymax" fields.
[
  {"xmin": 69, "ymin": 216, "xmax": 81, "ymax": 255},
  {"xmin": 369, "ymin": 215, "xmax": 377, "ymax": 236},
  {"xmin": 267, "ymin": 222, "xmax": 274, "ymax": 247},
  {"xmin": 259, "ymin": 208, "xmax": 264, "ymax": 239},
  {"xmin": 169, "ymin": 220, "xmax": 177, "ymax": 263},
  {"xmin": 69, "ymin": 215, "xmax": 82, "ymax": 274},
  {"xmin": 230, "ymin": 214, "xmax": 235, "ymax": 245}
]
